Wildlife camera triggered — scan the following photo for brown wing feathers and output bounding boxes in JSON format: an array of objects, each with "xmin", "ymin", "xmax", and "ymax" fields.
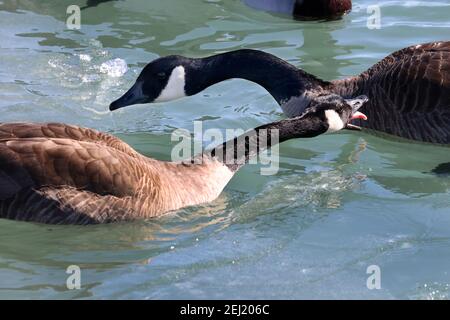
[
  {"xmin": 0, "ymin": 122, "xmax": 140, "ymax": 157},
  {"xmin": 331, "ymin": 41, "xmax": 450, "ymax": 143},
  {"xmin": 0, "ymin": 124, "xmax": 151, "ymax": 224}
]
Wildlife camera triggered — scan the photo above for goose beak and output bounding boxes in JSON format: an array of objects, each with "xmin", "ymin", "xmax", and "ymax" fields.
[
  {"xmin": 345, "ymin": 95, "xmax": 369, "ymax": 131},
  {"xmin": 110, "ymin": 82, "xmax": 147, "ymax": 111}
]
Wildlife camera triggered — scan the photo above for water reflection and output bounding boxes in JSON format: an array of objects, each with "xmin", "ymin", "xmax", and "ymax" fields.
[
  {"xmin": 432, "ymin": 163, "xmax": 450, "ymax": 176},
  {"xmin": 333, "ymin": 133, "xmax": 450, "ymax": 196},
  {"xmin": 0, "ymin": 195, "xmax": 234, "ymax": 264},
  {"xmin": 299, "ymin": 20, "xmax": 364, "ymax": 80}
]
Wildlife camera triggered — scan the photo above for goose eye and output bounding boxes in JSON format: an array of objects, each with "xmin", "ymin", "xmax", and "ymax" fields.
[{"xmin": 157, "ymin": 72, "xmax": 166, "ymax": 79}]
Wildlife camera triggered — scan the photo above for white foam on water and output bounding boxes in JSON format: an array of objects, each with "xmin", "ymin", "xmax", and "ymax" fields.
[
  {"xmin": 81, "ymin": 74, "xmax": 100, "ymax": 83},
  {"xmin": 99, "ymin": 58, "xmax": 128, "ymax": 77},
  {"xmin": 410, "ymin": 282, "xmax": 450, "ymax": 300},
  {"xmin": 79, "ymin": 54, "xmax": 92, "ymax": 62}
]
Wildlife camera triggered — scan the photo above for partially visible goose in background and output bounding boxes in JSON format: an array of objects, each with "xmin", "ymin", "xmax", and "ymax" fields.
[
  {"xmin": 243, "ymin": 0, "xmax": 352, "ymax": 20},
  {"xmin": 0, "ymin": 97, "xmax": 367, "ymax": 225},
  {"xmin": 110, "ymin": 41, "xmax": 450, "ymax": 144},
  {"xmin": 80, "ymin": 0, "xmax": 118, "ymax": 10}
]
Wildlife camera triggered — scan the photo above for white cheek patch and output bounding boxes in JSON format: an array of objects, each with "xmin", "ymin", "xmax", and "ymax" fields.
[
  {"xmin": 325, "ymin": 109, "xmax": 345, "ymax": 133},
  {"xmin": 154, "ymin": 65, "xmax": 186, "ymax": 102}
]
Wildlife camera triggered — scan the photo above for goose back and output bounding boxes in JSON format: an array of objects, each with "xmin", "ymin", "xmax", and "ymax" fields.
[
  {"xmin": 330, "ymin": 41, "xmax": 450, "ymax": 143},
  {"xmin": 0, "ymin": 122, "xmax": 140, "ymax": 157}
]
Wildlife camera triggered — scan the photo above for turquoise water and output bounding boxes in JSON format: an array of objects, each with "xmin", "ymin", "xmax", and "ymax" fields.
[{"xmin": 0, "ymin": 0, "xmax": 450, "ymax": 299}]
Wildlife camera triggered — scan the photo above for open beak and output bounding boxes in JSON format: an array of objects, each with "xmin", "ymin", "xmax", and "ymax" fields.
[
  {"xmin": 345, "ymin": 95, "xmax": 368, "ymax": 131},
  {"xmin": 109, "ymin": 82, "xmax": 147, "ymax": 111}
]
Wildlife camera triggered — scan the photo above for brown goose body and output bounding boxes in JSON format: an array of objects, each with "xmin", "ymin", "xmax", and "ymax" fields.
[
  {"xmin": 330, "ymin": 41, "xmax": 450, "ymax": 144},
  {"xmin": 0, "ymin": 123, "xmax": 234, "ymax": 224}
]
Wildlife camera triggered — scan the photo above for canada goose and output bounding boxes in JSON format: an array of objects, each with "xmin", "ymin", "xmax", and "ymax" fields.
[
  {"xmin": 243, "ymin": 0, "xmax": 352, "ymax": 20},
  {"xmin": 110, "ymin": 42, "xmax": 450, "ymax": 144},
  {"xmin": 0, "ymin": 97, "xmax": 366, "ymax": 225}
]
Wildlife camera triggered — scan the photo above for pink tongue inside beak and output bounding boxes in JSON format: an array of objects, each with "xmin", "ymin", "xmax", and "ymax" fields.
[{"xmin": 351, "ymin": 111, "xmax": 368, "ymax": 121}]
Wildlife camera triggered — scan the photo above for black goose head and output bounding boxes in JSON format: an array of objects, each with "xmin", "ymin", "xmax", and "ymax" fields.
[
  {"xmin": 110, "ymin": 55, "xmax": 192, "ymax": 111},
  {"xmin": 300, "ymin": 94, "xmax": 368, "ymax": 134}
]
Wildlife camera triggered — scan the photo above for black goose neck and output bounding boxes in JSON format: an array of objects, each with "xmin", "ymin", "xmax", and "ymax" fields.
[
  {"xmin": 185, "ymin": 49, "xmax": 327, "ymax": 105},
  {"xmin": 209, "ymin": 115, "xmax": 327, "ymax": 171}
]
